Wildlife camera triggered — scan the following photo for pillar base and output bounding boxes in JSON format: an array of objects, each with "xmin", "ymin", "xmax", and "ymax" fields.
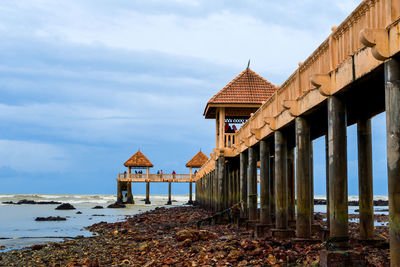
[
  {"xmin": 126, "ymin": 199, "xmax": 134, "ymax": 204},
  {"xmin": 255, "ymin": 224, "xmax": 273, "ymax": 239},
  {"xmin": 319, "ymin": 249, "xmax": 363, "ymax": 267},
  {"xmin": 270, "ymin": 229, "xmax": 295, "ymax": 239},
  {"xmin": 145, "ymin": 199, "xmax": 151, "ymax": 204},
  {"xmin": 187, "ymin": 200, "xmax": 194, "ymax": 205},
  {"xmin": 166, "ymin": 200, "xmax": 172, "ymax": 205}
]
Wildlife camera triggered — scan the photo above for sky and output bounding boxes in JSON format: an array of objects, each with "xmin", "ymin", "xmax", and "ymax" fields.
[{"xmin": 0, "ymin": 0, "xmax": 388, "ymax": 196}]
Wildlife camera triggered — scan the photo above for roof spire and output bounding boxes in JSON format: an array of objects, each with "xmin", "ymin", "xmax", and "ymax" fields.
[{"xmin": 247, "ymin": 59, "xmax": 251, "ymax": 70}]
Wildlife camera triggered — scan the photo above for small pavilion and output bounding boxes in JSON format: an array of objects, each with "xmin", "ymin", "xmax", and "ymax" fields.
[
  {"xmin": 185, "ymin": 150, "xmax": 209, "ymax": 204},
  {"xmin": 204, "ymin": 67, "xmax": 276, "ymax": 157},
  {"xmin": 119, "ymin": 150, "xmax": 154, "ymax": 204}
]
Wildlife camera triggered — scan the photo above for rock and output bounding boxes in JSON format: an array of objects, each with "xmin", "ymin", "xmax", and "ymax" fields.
[
  {"xmin": 198, "ymin": 230, "xmax": 218, "ymax": 240},
  {"xmin": 0, "ymin": 245, "xmax": 5, "ymax": 250},
  {"xmin": 29, "ymin": 244, "xmax": 45, "ymax": 250},
  {"xmin": 179, "ymin": 238, "xmax": 192, "ymax": 247},
  {"xmin": 227, "ymin": 249, "xmax": 243, "ymax": 261},
  {"xmin": 35, "ymin": 216, "xmax": 67, "ymax": 221},
  {"xmin": 76, "ymin": 211, "xmax": 82, "ymax": 214},
  {"xmin": 176, "ymin": 229, "xmax": 199, "ymax": 242},
  {"xmin": 18, "ymin": 199, "xmax": 61, "ymax": 205},
  {"xmin": 1, "ymin": 201, "xmax": 16, "ymax": 204},
  {"xmin": 55, "ymin": 203, "xmax": 76, "ymax": 210},
  {"xmin": 2, "ymin": 199, "xmax": 61, "ymax": 205},
  {"xmin": 374, "ymin": 200, "xmax": 389, "ymax": 206},
  {"xmin": 240, "ymin": 240, "xmax": 255, "ymax": 250},
  {"xmin": 249, "ymin": 247, "xmax": 263, "ymax": 256},
  {"xmin": 314, "ymin": 199, "xmax": 326, "ymax": 205},
  {"xmin": 139, "ymin": 242, "xmax": 149, "ymax": 251},
  {"xmin": 92, "ymin": 205, "xmax": 103, "ymax": 209},
  {"xmin": 107, "ymin": 202, "xmax": 126, "ymax": 208}
]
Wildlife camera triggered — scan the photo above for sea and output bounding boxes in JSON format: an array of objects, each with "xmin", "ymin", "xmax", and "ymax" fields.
[
  {"xmin": 0, "ymin": 194, "xmax": 389, "ymax": 252},
  {"xmin": 0, "ymin": 194, "xmax": 190, "ymax": 252}
]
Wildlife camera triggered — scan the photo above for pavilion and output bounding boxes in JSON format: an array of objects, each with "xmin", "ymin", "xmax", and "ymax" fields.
[
  {"xmin": 204, "ymin": 67, "xmax": 276, "ymax": 157},
  {"xmin": 119, "ymin": 150, "xmax": 154, "ymax": 204},
  {"xmin": 185, "ymin": 150, "xmax": 209, "ymax": 204}
]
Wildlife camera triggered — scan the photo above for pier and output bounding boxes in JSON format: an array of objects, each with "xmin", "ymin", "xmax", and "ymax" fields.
[
  {"xmin": 116, "ymin": 150, "xmax": 208, "ymax": 205},
  {"xmin": 193, "ymin": 0, "xmax": 400, "ymax": 265},
  {"xmin": 114, "ymin": 0, "xmax": 400, "ymax": 265}
]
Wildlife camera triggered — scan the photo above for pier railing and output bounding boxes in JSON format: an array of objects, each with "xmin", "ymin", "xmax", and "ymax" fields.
[
  {"xmin": 233, "ymin": 0, "xmax": 400, "ymax": 153},
  {"xmin": 224, "ymin": 133, "xmax": 236, "ymax": 148},
  {"xmin": 118, "ymin": 173, "xmax": 191, "ymax": 182}
]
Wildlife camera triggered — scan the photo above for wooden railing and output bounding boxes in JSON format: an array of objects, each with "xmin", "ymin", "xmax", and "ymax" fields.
[
  {"xmin": 224, "ymin": 133, "xmax": 236, "ymax": 148},
  {"xmin": 236, "ymin": 0, "xmax": 399, "ymax": 150},
  {"xmin": 118, "ymin": 173, "xmax": 191, "ymax": 180},
  {"xmin": 195, "ymin": 157, "xmax": 215, "ymax": 181}
]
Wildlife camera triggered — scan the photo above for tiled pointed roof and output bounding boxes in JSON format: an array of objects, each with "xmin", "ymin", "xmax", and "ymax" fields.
[
  {"xmin": 124, "ymin": 150, "xmax": 154, "ymax": 168},
  {"xmin": 186, "ymin": 150, "xmax": 209, "ymax": 168},
  {"xmin": 204, "ymin": 68, "xmax": 276, "ymax": 118}
]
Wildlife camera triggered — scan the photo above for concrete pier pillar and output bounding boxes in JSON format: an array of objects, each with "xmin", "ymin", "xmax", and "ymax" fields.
[
  {"xmin": 236, "ymin": 169, "xmax": 240, "ymax": 204},
  {"xmin": 214, "ymin": 162, "xmax": 218, "ymax": 211},
  {"xmin": 357, "ymin": 118, "xmax": 374, "ymax": 240},
  {"xmin": 240, "ymin": 152, "xmax": 248, "ymax": 218},
  {"xmin": 195, "ymin": 180, "xmax": 198, "ymax": 204},
  {"xmin": 213, "ymin": 169, "xmax": 217, "ymax": 212},
  {"xmin": 145, "ymin": 181, "xmax": 151, "ymax": 204},
  {"xmin": 117, "ymin": 181, "xmax": 123, "ymax": 203},
  {"xmin": 232, "ymin": 167, "xmax": 238, "ymax": 206},
  {"xmin": 167, "ymin": 181, "xmax": 172, "ymax": 205},
  {"xmin": 270, "ymin": 154, "xmax": 275, "ymax": 219},
  {"xmin": 126, "ymin": 182, "xmax": 134, "ymax": 204},
  {"xmin": 259, "ymin": 140, "xmax": 271, "ymax": 225},
  {"xmin": 227, "ymin": 163, "xmax": 232, "ymax": 207},
  {"xmin": 274, "ymin": 130, "xmax": 288, "ymax": 229},
  {"xmin": 188, "ymin": 182, "xmax": 193, "ymax": 204},
  {"xmin": 248, "ymin": 146, "xmax": 258, "ymax": 221},
  {"xmin": 385, "ymin": 58, "xmax": 400, "ymax": 266},
  {"xmin": 325, "ymin": 134, "xmax": 330, "ymax": 229},
  {"xmin": 208, "ymin": 173, "xmax": 212, "ymax": 209},
  {"xmin": 217, "ymin": 157, "xmax": 225, "ymax": 211},
  {"xmin": 310, "ymin": 142, "xmax": 314, "ymax": 220},
  {"xmin": 198, "ymin": 179, "xmax": 201, "ymax": 206},
  {"xmin": 287, "ymin": 148, "xmax": 295, "ymax": 222},
  {"xmin": 327, "ymin": 95, "xmax": 348, "ymax": 242},
  {"xmin": 295, "ymin": 116, "xmax": 312, "ymax": 238}
]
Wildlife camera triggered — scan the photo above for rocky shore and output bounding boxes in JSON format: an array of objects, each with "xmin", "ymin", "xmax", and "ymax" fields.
[{"xmin": 0, "ymin": 206, "xmax": 390, "ymax": 266}]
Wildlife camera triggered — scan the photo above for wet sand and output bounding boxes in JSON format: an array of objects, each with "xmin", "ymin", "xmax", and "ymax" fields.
[{"xmin": 0, "ymin": 206, "xmax": 390, "ymax": 266}]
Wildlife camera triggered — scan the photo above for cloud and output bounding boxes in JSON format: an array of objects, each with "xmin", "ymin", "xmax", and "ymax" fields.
[{"xmin": 0, "ymin": 140, "xmax": 69, "ymax": 172}]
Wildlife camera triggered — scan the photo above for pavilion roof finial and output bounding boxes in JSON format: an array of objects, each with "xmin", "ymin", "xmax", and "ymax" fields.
[{"xmin": 247, "ymin": 59, "xmax": 250, "ymax": 70}]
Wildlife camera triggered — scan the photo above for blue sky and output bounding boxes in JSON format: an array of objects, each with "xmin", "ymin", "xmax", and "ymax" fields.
[{"xmin": 0, "ymin": 0, "xmax": 388, "ymax": 196}]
